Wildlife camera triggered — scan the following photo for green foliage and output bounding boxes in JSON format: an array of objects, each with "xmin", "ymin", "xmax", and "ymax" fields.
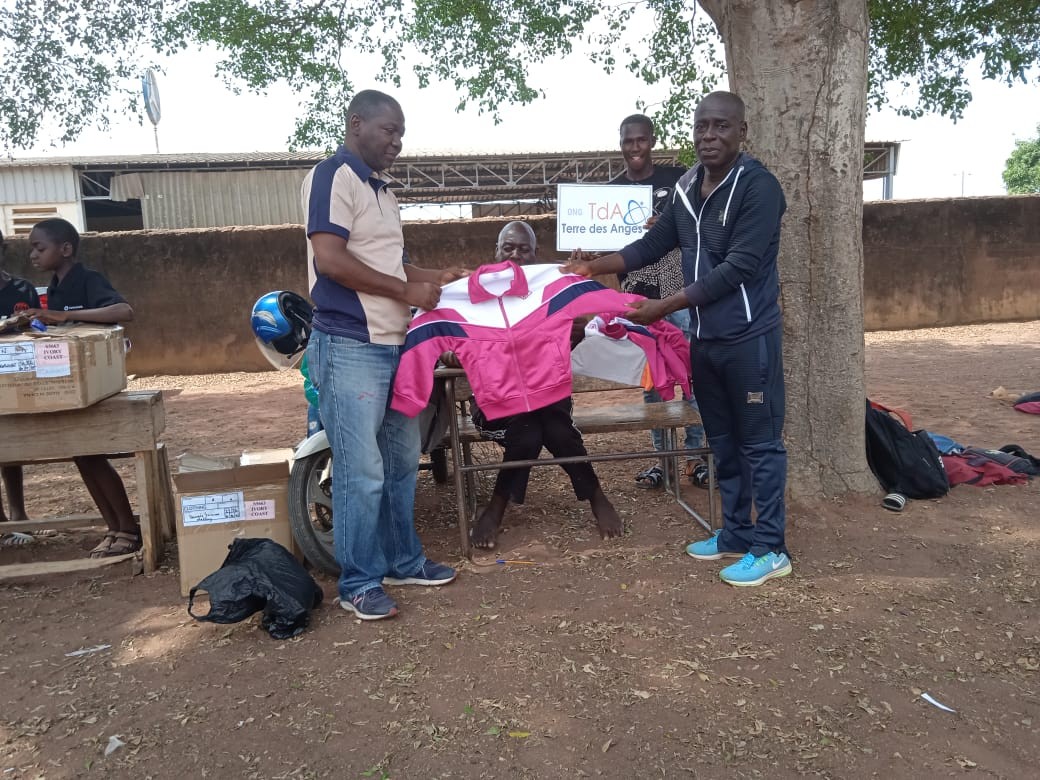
[
  {"xmin": 0, "ymin": 0, "xmax": 166, "ymax": 150},
  {"xmin": 868, "ymin": 1, "xmax": 1040, "ymax": 120},
  {"xmin": 1003, "ymin": 125, "xmax": 1040, "ymax": 194},
  {"xmin": 1, "ymin": 1, "xmax": 1039, "ymax": 151}
]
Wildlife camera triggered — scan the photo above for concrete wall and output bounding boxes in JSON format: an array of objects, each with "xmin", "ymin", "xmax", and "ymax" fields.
[
  {"xmin": 862, "ymin": 196, "xmax": 1040, "ymax": 329},
  {"xmin": 2, "ymin": 195, "xmax": 1036, "ymax": 375}
]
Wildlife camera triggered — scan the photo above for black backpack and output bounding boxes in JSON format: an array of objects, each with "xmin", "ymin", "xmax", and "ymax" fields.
[{"xmin": 865, "ymin": 399, "xmax": 950, "ymax": 499}]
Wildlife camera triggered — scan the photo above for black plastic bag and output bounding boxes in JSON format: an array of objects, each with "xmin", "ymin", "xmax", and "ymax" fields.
[{"xmin": 188, "ymin": 538, "xmax": 324, "ymax": 639}]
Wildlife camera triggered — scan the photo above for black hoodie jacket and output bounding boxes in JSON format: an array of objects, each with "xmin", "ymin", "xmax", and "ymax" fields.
[{"xmin": 619, "ymin": 152, "xmax": 786, "ymax": 344}]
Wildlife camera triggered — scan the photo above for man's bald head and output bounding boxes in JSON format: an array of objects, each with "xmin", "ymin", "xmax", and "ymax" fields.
[
  {"xmin": 497, "ymin": 221, "xmax": 536, "ymax": 247},
  {"xmin": 696, "ymin": 91, "xmax": 746, "ymax": 122},
  {"xmin": 495, "ymin": 221, "xmax": 537, "ymax": 264}
]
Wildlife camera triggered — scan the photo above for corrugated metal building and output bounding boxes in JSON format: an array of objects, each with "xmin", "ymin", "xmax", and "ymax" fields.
[
  {"xmin": 0, "ymin": 152, "xmax": 322, "ymax": 235},
  {"xmin": 0, "ymin": 145, "xmax": 904, "ymax": 236}
]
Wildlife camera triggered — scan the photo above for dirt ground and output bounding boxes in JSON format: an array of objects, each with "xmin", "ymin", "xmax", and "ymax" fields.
[{"xmin": 1, "ymin": 321, "xmax": 1038, "ymax": 779}]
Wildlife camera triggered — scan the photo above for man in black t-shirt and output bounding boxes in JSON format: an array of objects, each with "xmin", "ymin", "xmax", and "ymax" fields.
[
  {"xmin": 607, "ymin": 115, "xmax": 706, "ymax": 488},
  {"xmin": 608, "ymin": 114, "xmax": 687, "ymax": 301}
]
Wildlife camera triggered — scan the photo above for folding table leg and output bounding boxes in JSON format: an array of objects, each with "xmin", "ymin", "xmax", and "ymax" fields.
[{"xmin": 446, "ymin": 377, "xmax": 472, "ymax": 559}]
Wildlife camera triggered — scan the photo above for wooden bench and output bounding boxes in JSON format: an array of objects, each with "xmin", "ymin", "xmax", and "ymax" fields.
[
  {"xmin": 435, "ymin": 369, "xmax": 716, "ymax": 557},
  {"xmin": 0, "ymin": 390, "xmax": 176, "ymax": 579}
]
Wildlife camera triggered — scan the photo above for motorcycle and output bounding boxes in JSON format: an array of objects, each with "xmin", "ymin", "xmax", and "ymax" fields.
[{"xmin": 287, "ymin": 428, "xmax": 449, "ymax": 576}]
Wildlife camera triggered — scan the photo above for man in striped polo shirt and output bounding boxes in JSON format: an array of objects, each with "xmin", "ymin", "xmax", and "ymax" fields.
[{"xmin": 302, "ymin": 89, "xmax": 466, "ymax": 620}]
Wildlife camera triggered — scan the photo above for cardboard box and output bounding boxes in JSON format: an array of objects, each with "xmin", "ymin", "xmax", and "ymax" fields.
[
  {"xmin": 0, "ymin": 324, "xmax": 126, "ymax": 414},
  {"xmin": 173, "ymin": 453, "xmax": 298, "ymax": 597}
]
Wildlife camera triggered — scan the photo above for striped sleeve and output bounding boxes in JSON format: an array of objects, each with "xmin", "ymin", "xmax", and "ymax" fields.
[{"xmin": 305, "ymin": 160, "xmax": 353, "ymax": 241}]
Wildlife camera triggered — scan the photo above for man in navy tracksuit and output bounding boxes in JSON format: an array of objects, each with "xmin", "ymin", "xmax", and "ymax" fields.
[{"xmin": 565, "ymin": 91, "xmax": 792, "ymax": 587}]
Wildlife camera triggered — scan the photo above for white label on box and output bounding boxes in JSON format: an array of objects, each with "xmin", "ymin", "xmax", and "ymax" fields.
[
  {"xmin": 0, "ymin": 341, "xmax": 36, "ymax": 374},
  {"xmin": 245, "ymin": 499, "xmax": 276, "ymax": 520},
  {"xmin": 33, "ymin": 341, "xmax": 71, "ymax": 378},
  {"xmin": 180, "ymin": 491, "xmax": 247, "ymax": 526}
]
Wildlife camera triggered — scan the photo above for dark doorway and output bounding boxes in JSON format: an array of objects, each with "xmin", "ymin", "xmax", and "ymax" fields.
[{"xmin": 83, "ymin": 198, "xmax": 144, "ymax": 232}]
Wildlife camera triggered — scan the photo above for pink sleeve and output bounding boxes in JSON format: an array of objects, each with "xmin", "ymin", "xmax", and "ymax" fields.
[
  {"xmin": 391, "ymin": 335, "xmax": 457, "ymax": 418},
  {"xmin": 550, "ymin": 286, "xmax": 644, "ymax": 321}
]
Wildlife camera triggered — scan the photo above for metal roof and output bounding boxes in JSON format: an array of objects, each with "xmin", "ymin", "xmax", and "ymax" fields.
[
  {"xmin": 1, "ymin": 143, "xmax": 900, "ymax": 204},
  {"xmin": 0, "ymin": 151, "xmax": 324, "ymax": 170},
  {"xmin": 0, "ymin": 142, "xmax": 904, "ymax": 172},
  {"xmin": 0, "ymin": 149, "xmax": 653, "ymax": 170}
]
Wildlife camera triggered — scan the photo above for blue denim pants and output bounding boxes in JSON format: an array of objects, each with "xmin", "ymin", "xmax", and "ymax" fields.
[
  {"xmin": 307, "ymin": 330, "xmax": 425, "ymax": 599},
  {"xmin": 645, "ymin": 307, "xmax": 705, "ymax": 452}
]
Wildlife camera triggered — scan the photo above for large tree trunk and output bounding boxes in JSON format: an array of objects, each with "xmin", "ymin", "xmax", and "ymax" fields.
[{"xmin": 698, "ymin": 0, "xmax": 877, "ymax": 497}]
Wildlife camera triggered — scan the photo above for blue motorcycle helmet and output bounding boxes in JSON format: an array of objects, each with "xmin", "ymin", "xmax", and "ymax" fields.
[{"xmin": 251, "ymin": 291, "xmax": 313, "ymax": 369}]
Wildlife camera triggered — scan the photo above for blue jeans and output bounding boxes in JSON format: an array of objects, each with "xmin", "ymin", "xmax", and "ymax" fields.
[
  {"xmin": 646, "ymin": 308, "xmax": 705, "ymax": 453},
  {"xmin": 307, "ymin": 331, "xmax": 425, "ymax": 599}
]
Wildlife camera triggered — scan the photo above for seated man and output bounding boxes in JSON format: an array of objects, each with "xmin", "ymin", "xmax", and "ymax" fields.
[{"xmin": 445, "ymin": 221, "xmax": 623, "ymax": 549}]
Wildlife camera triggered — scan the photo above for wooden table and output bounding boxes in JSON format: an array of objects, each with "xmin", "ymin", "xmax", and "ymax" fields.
[{"xmin": 0, "ymin": 390, "xmax": 175, "ymax": 578}]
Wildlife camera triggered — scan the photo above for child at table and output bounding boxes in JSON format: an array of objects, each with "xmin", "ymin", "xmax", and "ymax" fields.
[
  {"xmin": 0, "ymin": 228, "xmax": 39, "ymax": 529},
  {"xmin": 21, "ymin": 218, "xmax": 139, "ymax": 557}
]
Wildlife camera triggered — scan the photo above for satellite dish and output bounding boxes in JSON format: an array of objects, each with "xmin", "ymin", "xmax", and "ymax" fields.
[
  {"xmin": 141, "ymin": 69, "xmax": 161, "ymax": 153},
  {"xmin": 142, "ymin": 69, "xmax": 161, "ymax": 126}
]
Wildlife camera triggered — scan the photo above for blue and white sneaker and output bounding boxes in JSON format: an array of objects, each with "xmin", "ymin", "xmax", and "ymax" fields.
[
  {"xmin": 341, "ymin": 587, "xmax": 398, "ymax": 620},
  {"xmin": 719, "ymin": 552, "xmax": 792, "ymax": 587},
  {"xmin": 383, "ymin": 560, "xmax": 457, "ymax": 587},
  {"xmin": 686, "ymin": 530, "xmax": 745, "ymax": 561}
]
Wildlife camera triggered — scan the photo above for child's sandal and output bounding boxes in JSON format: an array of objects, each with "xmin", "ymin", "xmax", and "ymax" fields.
[
  {"xmin": 104, "ymin": 531, "xmax": 141, "ymax": 556},
  {"xmin": 690, "ymin": 463, "xmax": 712, "ymax": 489},
  {"xmin": 634, "ymin": 465, "xmax": 664, "ymax": 489}
]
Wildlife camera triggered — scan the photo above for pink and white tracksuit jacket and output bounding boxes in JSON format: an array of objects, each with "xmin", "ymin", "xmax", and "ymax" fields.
[
  {"xmin": 390, "ymin": 261, "xmax": 685, "ymax": 420},
  {"xmin": 580, "ymin": 315, "xmax": 692, "ymax": 400}
]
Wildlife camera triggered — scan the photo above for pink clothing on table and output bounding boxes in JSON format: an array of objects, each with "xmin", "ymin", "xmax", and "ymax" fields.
[
  {"xmin": 574, "ymin": 315, "xmax": 691, "ymax": 400},
  {"xmin": 391, "ymin": 262, "xmax": 642, "ymax": 419}
]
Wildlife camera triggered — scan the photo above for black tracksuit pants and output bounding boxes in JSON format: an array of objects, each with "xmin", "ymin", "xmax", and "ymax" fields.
[
  {"xmin": 474, "ymin": 397, "xmax": 600, "ymax": 505},
  {"xmin": 691, "ymin": 325, "xmax": 789, "ymax": 557}
]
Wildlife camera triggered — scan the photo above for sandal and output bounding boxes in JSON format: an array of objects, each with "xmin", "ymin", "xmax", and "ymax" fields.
[
  {"xmin": 104, "ymin": 531, "xmax": 141, "ymax": 557},
  {"xmin": 0, "ymin": 532, "xmax": 36, "ymax": 547},
  {"xmin": 690, "ymin": 463, "xmax": 712, "ymax": 489},
  {"xmin": 882, "ymin": 493, "xmax": 907, "ymax": 512},
  {"xmin": 634, "ymin": 465, "xmax": 664, "ymax": 489},
  {"xmin": 89, "ymin": 532, "xmax": 117, "ymax": 558}
]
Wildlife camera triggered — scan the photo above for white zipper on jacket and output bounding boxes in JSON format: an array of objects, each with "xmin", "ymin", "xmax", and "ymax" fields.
[
  {"xmin": 494, "ymin": 291, "xmax": 533, "ymax": 412},
  {"xmin": 721, "ymin": 167, "xmax": 741, "ymax": 226},
  {"xmin": 673, "ymin": 165, "xmax": 741, "ymax": 338},
  {"xmin": 721, "ymin": 168, "xmax": 752, "ymax": 324}
]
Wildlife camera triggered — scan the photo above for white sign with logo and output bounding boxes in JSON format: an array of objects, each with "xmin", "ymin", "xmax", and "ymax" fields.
[{"xmin": 555, "ymin": 183, "xmax": 653, "ymax": 252}]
